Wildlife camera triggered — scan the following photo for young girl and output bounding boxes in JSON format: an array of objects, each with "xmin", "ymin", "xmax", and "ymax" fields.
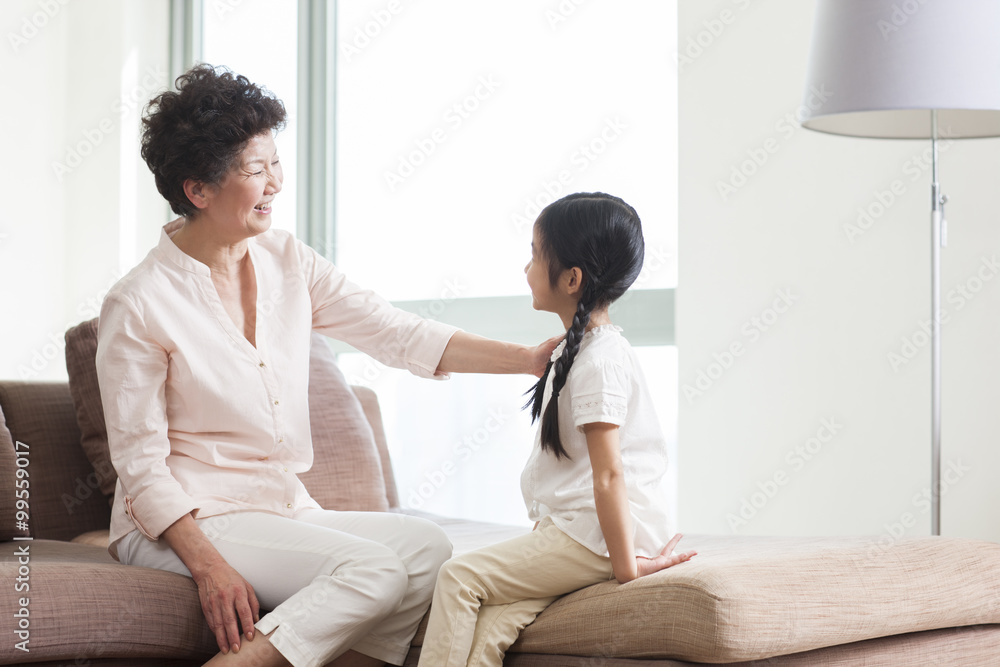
[{"xmin": 417, "ymin": 192, "xmax": 695, "ymax": 667}]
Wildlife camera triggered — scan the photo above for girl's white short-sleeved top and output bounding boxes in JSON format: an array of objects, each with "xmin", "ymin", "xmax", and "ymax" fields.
[{"xmin": 520, "ymin": 325, "xmax": 672, "ymax": 558}]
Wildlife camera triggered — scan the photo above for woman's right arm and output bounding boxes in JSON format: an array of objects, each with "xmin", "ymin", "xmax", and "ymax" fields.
[
  {"xmin": 96, "ymin": 294, "xmax": 254, "ymax": 653},
  {"xmin": 161, "ymin": 514, "xmax": 260, "ymax": 653}
]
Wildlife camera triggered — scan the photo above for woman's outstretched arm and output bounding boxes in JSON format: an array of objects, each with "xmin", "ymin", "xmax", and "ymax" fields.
[{"xmin": 436, "ymin": 331, "xmax": 561, "ymax": 377}]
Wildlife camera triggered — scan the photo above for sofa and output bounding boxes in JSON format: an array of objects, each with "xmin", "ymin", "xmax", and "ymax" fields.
[{"xmin": 1, "ymin": 320, "xmax": 999, "ymax": 666}]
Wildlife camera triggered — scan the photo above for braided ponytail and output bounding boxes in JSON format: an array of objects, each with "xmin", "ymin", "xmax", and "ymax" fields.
[
  {"xmin": 541, "ymin": 291, "xmax": 596, "ymax": 458},
  {"xmin": 522, "ymin": 192, "xmax": 644, "ymax": 459}
]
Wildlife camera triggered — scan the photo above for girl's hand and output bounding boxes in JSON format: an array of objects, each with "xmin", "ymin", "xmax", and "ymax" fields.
[
  {"xmin": 530, "ymin": 334, "xmax": 563, "ymax": 377},
  {"xmin": 635, "ymin": 533, "xmax": 697, "ymax": 578},
  {"xmin": 194, "ymin": 559, "xmax": 261, "ymax": 654}
]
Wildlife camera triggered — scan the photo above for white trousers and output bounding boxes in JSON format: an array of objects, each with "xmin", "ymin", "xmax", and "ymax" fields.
[
  {"xmin": 119, "ymin": 508, "xmax": 452, "ymax": 667},
  {"xmin": 417, "ymin": 518, "xmax": 612, "ymax": 667}
]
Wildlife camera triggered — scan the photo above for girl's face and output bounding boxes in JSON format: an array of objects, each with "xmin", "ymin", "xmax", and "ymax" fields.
[{"xmin": 525, "ymin": 226, "xmax": 560, "ymax": 313}]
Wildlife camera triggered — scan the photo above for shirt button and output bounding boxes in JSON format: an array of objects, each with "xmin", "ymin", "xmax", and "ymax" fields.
[
  {"xmin": 259, "ymin": 456, "xmax": 269, "ymax": 461},
  {"xmin": 283, "ymin": 467, "xmax": 288, "ymax": 472},
  {"xmin": 278, "ymin": 438, "xmax": 284, "ymax": 443},
  {"xmin": 259, "ymin": 361, "xmax": 266, "ymax": 367},
  {"xmin": 286, "ymin": 503, "xmax": 292, "ymax": 509},
  {"xmin": 274, "ymin": 400, "xmax": 279, "ymax": 405}
]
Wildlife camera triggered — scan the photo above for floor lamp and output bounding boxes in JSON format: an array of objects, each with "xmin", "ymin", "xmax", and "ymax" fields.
[{"xmin": 799, "ymin": 0, "xmax": 1000, "ymax": 536}]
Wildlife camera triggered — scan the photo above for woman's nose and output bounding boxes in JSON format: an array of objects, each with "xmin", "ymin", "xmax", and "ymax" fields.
[{"xmin": 267, "ymin": 166, "xmax": 283, "ymax": 194}]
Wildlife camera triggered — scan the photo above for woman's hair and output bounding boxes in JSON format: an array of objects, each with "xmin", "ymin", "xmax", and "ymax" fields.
[
  {"xmin": 524, "ymin": 192, "xmax": 645, "ymax": 459},
  {"xmin": 140, "ymin": 64, "xmax": 287, "ymax": 218}
]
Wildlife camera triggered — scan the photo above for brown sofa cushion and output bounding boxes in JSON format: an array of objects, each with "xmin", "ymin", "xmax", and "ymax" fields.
[
  {"xmin": 64, "ymin": 319, "xmax": 390, "ymax": 513},
  {"xmin": 65, "ymin": 319, "xmax": 116, "ymax": 502},
  {"xmin": 0, "ymin": 382, "xmax": 111, "ymax": 541},
  {"xmin": 0, "ymin": 401, "xmax": 30, "ymax": 541},
  {"xmin": 0, "ymin": 540, "xmax": 215, "ymax": 662}
]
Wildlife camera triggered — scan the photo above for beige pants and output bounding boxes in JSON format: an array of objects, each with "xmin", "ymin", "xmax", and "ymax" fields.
[{"xmin": 418, "ymin": 518, "xmax": 612, "ymax": 667}]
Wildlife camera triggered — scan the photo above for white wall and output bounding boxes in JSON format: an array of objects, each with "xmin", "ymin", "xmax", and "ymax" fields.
[
  {"xmin": 678, "ymin": 0, "xmax": 1000, "ymax": 542},
  {"xmin": 1, "ymin": 0, "xmax": 168, "ymax": 381}
]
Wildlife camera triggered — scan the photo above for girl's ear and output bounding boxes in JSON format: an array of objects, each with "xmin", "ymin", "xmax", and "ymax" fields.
[
  {"xmin": 183, "ymin": 178, "xmax": 213, "ymax": 211},
  {"xmin": 563, "ymin": 267, "xmax": 584, "ymax": 296}
]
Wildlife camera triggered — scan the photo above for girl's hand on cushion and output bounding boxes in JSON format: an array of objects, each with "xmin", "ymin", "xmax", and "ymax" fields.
[{"xmin": 635, "ymin": 533, "xmax": 697, "ymax": 578}]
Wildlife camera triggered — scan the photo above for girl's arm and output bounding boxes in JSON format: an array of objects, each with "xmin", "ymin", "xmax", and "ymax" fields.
[{"xmin": 585, "ymin": 422, "xmax": 696, "ymax": 584}]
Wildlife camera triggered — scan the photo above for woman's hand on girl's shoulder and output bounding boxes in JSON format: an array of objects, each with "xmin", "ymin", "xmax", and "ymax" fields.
[
  {"xmin": 635, "ymin": 533, "xmax": 697, "ymax": 579},
  {"xmin": 529, "ymin": 334, "xmax": 564, "ymax": 377}
]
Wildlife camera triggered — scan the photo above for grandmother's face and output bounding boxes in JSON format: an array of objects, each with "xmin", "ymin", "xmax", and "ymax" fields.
[{"xmin": 208, "ymin": 132, "xmax": 283, "ymax": 238}]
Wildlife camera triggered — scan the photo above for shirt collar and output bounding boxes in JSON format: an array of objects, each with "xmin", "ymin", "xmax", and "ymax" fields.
[{"xmin": 153, "ymin": 219, "xmax": 211, "ymax": 277}]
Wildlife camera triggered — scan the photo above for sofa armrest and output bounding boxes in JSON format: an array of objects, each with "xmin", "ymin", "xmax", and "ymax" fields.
[
  {"xmin": 351, "ymin": 385, "xmax": 400, "ymax": 509},
  {"xmin": 0, "ymin": 381, "xmax": 112, "ymax": 541}
]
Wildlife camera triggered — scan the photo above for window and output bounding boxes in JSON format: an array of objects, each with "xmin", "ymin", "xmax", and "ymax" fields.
[{"xmin": 334, "ymin": 1, "xmax": 678, "ymax": 525}]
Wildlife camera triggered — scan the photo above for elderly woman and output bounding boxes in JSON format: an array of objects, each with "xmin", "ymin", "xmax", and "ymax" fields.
[{"xmin": 95, "ymin": 64, "xmax": 555, "ymax": 667}]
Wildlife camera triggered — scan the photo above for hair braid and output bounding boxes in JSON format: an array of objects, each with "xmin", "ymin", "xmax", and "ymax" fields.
[{"xmin": 539, "ymin": 291, "xmax": 595, "ymax": 459}]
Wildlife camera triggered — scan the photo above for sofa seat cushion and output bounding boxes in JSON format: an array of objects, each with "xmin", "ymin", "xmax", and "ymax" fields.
[
  {"xmin": 0, "ymin": 540, "xmax": 215, "ymax": 663},
  {"xmin": 512, "ymin": 534, "xmax": 1000, "ymax": 662},
  {"xmin": 406, "ymin": 515, "xmax": 1000, "ymax": 663}
]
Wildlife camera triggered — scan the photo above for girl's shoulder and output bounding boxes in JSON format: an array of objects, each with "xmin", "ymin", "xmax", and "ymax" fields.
[
  {"xmin": 578, "ymin": 325, "xmax": 632, "ymax": 364},
  {"xmin": 569, "ymin": 326, "xmax": 635, "ymax": 390}
]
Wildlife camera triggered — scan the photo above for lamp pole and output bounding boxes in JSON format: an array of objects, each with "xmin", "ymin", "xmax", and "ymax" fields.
[{"xmin": 930, "ymin": 110, "xmax": 947, "ymax": 536}]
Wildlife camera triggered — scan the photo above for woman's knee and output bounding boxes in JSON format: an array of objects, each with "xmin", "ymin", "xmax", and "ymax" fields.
[
  {"xmin": 340, "ymin": 544, "xmax": 411, "ymax": 614},
  {"xmin": 399, "ymin": 516, "xmax": 453, "ymax": 576}
]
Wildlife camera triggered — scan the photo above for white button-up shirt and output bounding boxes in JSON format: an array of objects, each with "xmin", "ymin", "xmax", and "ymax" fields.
[{"xmin": 97, "ymin": 220, "xmax": 458, "ymax": 556}]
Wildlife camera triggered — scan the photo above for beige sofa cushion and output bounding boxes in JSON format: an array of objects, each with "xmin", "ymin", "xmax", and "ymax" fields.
[
  {"xmin": 64, "ymin": 319, "xmax": 391, "ymax": 512},
  {"xmin": 509, "ymin": 533, "xmax": 1000, "ymax": 662},
  {"xmin": 298, "ymin": 333, "xmax": 388, "ymax": 511},
  {"xmin": 406, "ymin": 514, "xmax": 1000, "ymax": 662}
]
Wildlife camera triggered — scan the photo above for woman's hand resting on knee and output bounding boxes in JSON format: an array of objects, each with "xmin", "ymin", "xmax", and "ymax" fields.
[
  {"xmin": 194, "ymin": 559, "xmax": 261, "ymax": 654},
  {"xmin": 161, "ymin": 513, "xmax": 260, "ymax": 654}
]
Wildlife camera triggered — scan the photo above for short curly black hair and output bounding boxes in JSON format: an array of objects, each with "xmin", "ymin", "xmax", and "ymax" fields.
[{"xmin": 140, "ymin": 64, "xmax": 287, "ymax": 218}]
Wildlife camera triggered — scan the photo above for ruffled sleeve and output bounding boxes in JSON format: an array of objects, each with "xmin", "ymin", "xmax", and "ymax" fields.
[{"xmin": 567, "ymin": 356, "xmax": 630, "ymax": 428}]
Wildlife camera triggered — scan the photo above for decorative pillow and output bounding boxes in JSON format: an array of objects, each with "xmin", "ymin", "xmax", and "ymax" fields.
[
  {"xmin": 0, "ymin": 401, "xmax": 31, "ymax": 540},
  {"xmin": 65, "ymin": 319, "xmax": 116, "ymax": 503},
  {"xmin": 299, "ymin": 333, "xmax": 389, "ymax": 511},
  {"xmin": 64, "ymin": 319, "xmax": 390, "ymax": 512}
]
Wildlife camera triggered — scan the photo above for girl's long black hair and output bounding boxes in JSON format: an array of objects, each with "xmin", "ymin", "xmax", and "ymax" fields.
[{"xmin": 524, "ymin": 192, "xmax": 645, "ymax": 459}]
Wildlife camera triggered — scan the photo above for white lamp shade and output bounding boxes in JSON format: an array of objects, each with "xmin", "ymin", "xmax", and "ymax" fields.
[{"xmin": 801, "ymin": 0, "xmax": 1000, "ymax": 139}]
